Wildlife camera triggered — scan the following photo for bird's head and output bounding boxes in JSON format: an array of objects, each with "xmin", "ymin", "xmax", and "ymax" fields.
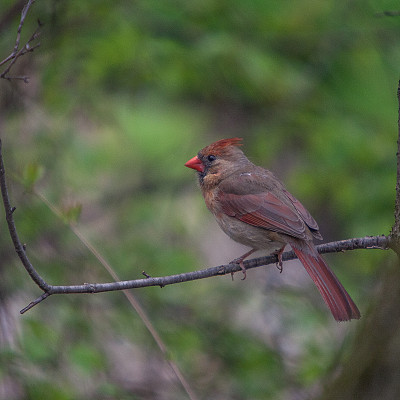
[{"xmin": 185, "ymin": 138, "xmax": 250, "ymax": 187}]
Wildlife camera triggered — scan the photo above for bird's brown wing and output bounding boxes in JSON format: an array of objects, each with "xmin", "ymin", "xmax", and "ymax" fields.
[
  {"xmin": 282, "ymin": 189, "xmax": 322, "ymax": 240},
  {"xmin": 217, "ymin": 175, "xmax": 319, "ymax": 241}
]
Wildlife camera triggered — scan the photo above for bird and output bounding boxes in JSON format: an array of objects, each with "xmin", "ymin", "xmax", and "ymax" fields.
[{"xmin": 185, "ymin": 137, "xmax": 360, "ymax": 321}]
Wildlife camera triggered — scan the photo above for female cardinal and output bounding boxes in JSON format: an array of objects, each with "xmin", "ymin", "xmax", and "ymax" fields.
[{"xmin": 185, "ymin": 138, "xmax": 360, "ymax": 321}]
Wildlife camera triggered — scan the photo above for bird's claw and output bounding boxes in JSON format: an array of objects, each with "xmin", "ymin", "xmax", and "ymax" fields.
[
  {"xmin": 230, "ymin": 257, "xmax": 247, "ymax": 280},
  {"xmin": 229, "ymin": 249, "xmax": 256, "ymax": 280},
  {"xmin": 273, "ymin": 246, "xmax": 285, "ymax": 273},
  {"xmin": 276, "ymin": 262, "xmax": 283, "ymax": 273}
]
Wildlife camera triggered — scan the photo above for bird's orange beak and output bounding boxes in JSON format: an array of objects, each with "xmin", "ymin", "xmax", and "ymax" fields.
[{"xmin": 185, "ymin": 156, "xmax": 204, "ymax": 172}]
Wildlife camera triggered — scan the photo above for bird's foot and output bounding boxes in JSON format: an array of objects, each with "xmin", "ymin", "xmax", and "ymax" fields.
[
  {"xmin": 230, "ymin": 249, "xmax": 256, "ymax": 280},
  {"xmin": 229, "ymin": 259, "xmax": 247, "ymax": 280},
  {"xmin": 273, "ymin": 246, "xmax": 285, "ymax": 273}
]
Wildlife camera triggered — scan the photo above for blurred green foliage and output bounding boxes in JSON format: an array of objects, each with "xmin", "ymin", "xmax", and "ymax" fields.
[{"xmin": 0, "ymin": 0, "xmax": 399, "ymax": 399}]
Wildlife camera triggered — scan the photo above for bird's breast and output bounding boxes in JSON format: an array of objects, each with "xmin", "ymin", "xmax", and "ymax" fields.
[
  {"xmin": 202, "ymin": 187, "xmax": 220, "ymax": 214},
  {"xmin": 214, "ymin": 212, "xmax": 286, "ymax": 252}
]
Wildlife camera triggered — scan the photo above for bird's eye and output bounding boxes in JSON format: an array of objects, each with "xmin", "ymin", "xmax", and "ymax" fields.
[{"xmin": 207, "ymin": 155, "xmax": 216, "ymax": 162}]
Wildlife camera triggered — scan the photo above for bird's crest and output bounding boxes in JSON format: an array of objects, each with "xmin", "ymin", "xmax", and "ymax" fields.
[{"xmin": 203, "ymin": 138, "xmax": 243, "ymax": 155}]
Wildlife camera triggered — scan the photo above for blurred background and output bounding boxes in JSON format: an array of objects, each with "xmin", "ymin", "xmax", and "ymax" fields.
[{"xmin": 0, "ymin": 1, "xmax": 398, "ymax": 399}]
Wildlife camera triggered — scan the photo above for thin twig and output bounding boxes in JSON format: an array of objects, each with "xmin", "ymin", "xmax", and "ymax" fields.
[
  {"xmin": 0, "ymin": 140, "xmax": 49, "ymax": 291},
  {"xmin": 0, "ymin": 0, "xmax": 41, "ymax": 82},
  {"xmin": 20, "ymin": 292, "xmax": 49, "ymax": 314}
]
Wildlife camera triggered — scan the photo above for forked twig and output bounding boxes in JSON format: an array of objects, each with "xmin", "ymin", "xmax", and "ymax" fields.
[{"xmin": 0, "ymin": 0, "xmax": 41, "ymax": 82}]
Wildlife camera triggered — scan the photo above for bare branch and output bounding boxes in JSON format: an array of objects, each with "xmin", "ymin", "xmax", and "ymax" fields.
[
  {"xmin": 0, "ymin": 139, "xmax": 50, "ymax": 292},
  {"xmin": 16, "ymin": 235, "xmax": 389, "ymax": 313},
  {"xmin": 0, "ymin": 0, "xmax": 41, "ymax": 82}
]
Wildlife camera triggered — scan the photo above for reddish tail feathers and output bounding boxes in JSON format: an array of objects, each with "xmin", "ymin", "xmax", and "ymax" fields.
[{"xmin": 292, "ymin": 243, "xmax": 360, "ymax": 321}]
